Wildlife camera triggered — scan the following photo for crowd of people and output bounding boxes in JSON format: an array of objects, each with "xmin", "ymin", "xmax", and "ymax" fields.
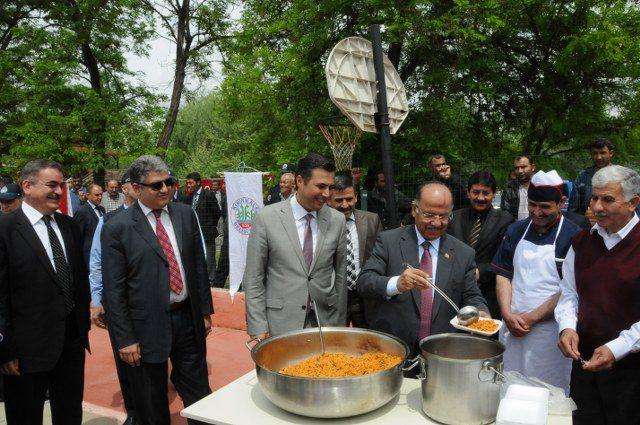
[{"xmin": 0, "ymin": 136, "xmax": 637, "ymax": 425}]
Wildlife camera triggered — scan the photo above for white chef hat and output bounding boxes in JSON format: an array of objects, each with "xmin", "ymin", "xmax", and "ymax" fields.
[{"xmin": 528, "ymin": 170, "xmax": 564, "ymax": 202}]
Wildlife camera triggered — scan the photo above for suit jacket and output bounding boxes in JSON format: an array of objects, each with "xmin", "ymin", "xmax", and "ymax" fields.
[
  {"xmin": 243, "ymin": 200, "xmax": 348, "ymax": 336},
  {"xmin": 101, "ymin": 201, "xmax": 214, "ymax": 363},
  {"xmin": 447, "ymin": 207, "xmax": 513, "ymax": 318},
  {"xmin": 353, "ymin": 210, "xmax": 383, "ymax": 266},
  {"xmin": 0, "ymin": 208, "xmax": 90, "ymax": 372},
  {"xmin": 185, "ymin": 189, "xmax": 221, "ymax": 244},
  {"xmin": 563, "ymin": 210, "xmax": 591, "ymax": 232},
  {"xmin": 74, "ymin": 202, "xmax": 101, "ymax": 266},
  {"xmin": 357, "ymin": 226, "xmax": 488, "ymax": 351}
]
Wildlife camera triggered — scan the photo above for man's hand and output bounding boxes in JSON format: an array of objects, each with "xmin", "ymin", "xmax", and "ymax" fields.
[
  {"xmin": 204, "ymin": 315, "xmax": 212, "ymax": 336},
  {"xmin": 397, "ymin": 268, "xmax": 431, "ymax": 293},
  {"xmin": 91, "ymin": 305, "xmax": 107, "ymax": 329},
  {"xmin": 0, "ymin": 360, "xmax": 19, "ymax": 375},
  {"xmin": 478, "ymin": 310, "xmax": 491, "ymax": 319},
  {"xmin": 558, "ymin": 329, "xmax": 581, "ymax": 360},
  {"xmin": 503, "ymin": 312, "xmax": 530, "ymax": 337},
  {"xmin": 584, "ymin": 345, "xmax": 615, "ymax": 372},
  {"xmin": 520, "ymin": 311, "xmax": 540, "ymax": 329},
  {"xmin": 119, "ymin": 343, "xmax": 141, "ymax": 367}
]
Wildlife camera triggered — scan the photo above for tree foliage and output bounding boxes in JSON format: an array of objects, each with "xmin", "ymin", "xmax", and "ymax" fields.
[{"xmin": 175, "ymin": 0, "xmax": 640, "ymax": 175}]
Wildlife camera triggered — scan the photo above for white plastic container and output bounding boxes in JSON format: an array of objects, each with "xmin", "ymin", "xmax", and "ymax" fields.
[
  {"xmin": 496, "ymin": 398, "xmax": 547, "ymax": 425},
  {"xmin": 505, "ymin": 384, "xmax": 550, "ymax": 405}
]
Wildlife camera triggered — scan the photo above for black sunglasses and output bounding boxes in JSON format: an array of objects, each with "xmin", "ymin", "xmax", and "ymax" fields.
[{"xmin": 138, "ymin": 177, "xmax": 177, "ymax": 191}]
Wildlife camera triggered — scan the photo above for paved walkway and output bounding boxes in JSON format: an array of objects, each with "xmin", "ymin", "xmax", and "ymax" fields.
[{"xmin": 0, "ymin": 292, "xmax": 254, "ymax": 424}]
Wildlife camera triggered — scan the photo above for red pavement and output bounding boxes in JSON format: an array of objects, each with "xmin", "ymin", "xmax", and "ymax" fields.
[{"xmin": 84, "ymin": 290, "xmax": 254, "ymax": 424}]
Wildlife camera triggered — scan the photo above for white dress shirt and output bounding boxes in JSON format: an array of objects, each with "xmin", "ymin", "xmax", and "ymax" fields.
[
  {"xmin": 90, "ymin": 201, "xmax": 102, "ymax": 218},
  {"xmin": 386, "ymin": 226, "xmax": 439, "ymax": 298},
  {"xmin": 192, "ymin": 188, "xmax": 202, "ymax": 208},
  {"xmin": 290, "ymin": 195, "xmax": 318, "ymax": 256},
  {"xmin": 346, "ymin": 214, "xmax": 361, "ymax": 275},
  {"xmin": 138, "ymin": 200, "xmax": 188, "ymax": 303},
  {"xmin": 22, "ymin": 201, "xmax": 68, "ymax": 270},
  {"xmin": 556, "ymin": 213, "xmax": 640, "ymax": 360},
  {"xmin": 518, "ymin": 185, "xmax": 529, "ymax": 220}
]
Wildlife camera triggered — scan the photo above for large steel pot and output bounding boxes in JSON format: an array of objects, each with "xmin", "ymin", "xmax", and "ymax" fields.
[
  {"xmin": 413, "ymin": 333, "xmax": 504, "ymax": 425},
  {"xmin": 247, "ymin": 327, "xmax": 410, "ymax": 418}
]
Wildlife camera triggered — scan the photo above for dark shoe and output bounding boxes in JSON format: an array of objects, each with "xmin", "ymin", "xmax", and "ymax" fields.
[{"xmin": 123, "ymin": 416, "xmax": 137, "ymax": 425}]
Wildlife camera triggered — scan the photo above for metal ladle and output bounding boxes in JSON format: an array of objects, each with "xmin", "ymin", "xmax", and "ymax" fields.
[
  {"xmin": 312, "ymin": 300, "xmax": 326, "ymax": 355},
  {"xmin": 402, "ymin": 262, "xmax": 480, "ymax": 326}
]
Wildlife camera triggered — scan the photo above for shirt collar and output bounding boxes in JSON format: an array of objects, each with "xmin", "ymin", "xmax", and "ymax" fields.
[
  {"xmin": 196, "ymin": 187, "xmax": 202, "ymax": 196},
  {"xmin": 414, "ymin": 225, "xmax": 440, "ymax": 252},
  {"xmin": 591, "ymin": 213, "xmax": 639, "ymax": 240},
  {"xmin": 138, "ymin": 200, "xmax": 168, "ymax": 217},
  {"xmin": 22, "ymin": 201, "xmax": 51, "ymax": 225},
  {"xmin": 290, "ymin": 194, "xmax": 318, "ymax": 221}
]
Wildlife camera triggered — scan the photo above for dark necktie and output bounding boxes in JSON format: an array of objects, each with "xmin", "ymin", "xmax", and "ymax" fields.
[
  {"xmin": 43, "ymin": 216, "xmax": 75, "ymax": 314},
  {"xmin": 302, "ymin": 214, "xmax": 314, "ymax": 270},
  {"xmin": 468, "ymin": 214, "xmax": 482, "ymax": 249},
  {"xmin": 346, "ymin": 220, "xmax": 357, "ymax": 290},
  {"xmin": 418, "ymin": 241, "xmax": 434, "ymax": 340},
  {"xmin": 153, "ymin": 210, "xmax": 184, "ymax": 294},
  {"xmin": 96, "ymin": 205, "xmax": 105, "ymax": 216}
]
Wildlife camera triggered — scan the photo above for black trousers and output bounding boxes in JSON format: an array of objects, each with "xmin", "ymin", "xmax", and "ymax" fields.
[
  {"xmin": 212, "ymin": 228, "xmax": 229, "ymax": 288},
  {"xmin": 107, "ymin": 321, "xmax": 136, "ymax": 416},
  {"xmin": 571, "ymin": 361, "xmax": 640, "ymax": 424},
  {"xmin": 125, "ymin": 304, "xmax": 211, "ymax": 425},
  {"xmin": 347, "ymin": 290, "xmax": 367, "ymax": 328},
  {"xmin": 204, "ymin": 238, "xmax": 217, "ymax": 286},
  {"xmin": 3, "ymin": 315, "xmax": 85, "ymax": 425}
]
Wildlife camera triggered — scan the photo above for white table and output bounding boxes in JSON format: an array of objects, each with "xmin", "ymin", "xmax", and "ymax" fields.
[{"xmin": 182, "ymin": 370, "xmax": 572, "ymax": 424}]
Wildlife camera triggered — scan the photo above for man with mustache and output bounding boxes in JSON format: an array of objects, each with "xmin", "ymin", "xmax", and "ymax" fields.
[
  {"xmin": 447, "ymin": 171, "xmax": 513, "ymax": 319},
  {"xmin": 358, "ymin": 182, "xmax": 489, "ymax": 362},
  {"xmin": 501, "ymin": 155, "xmax": 536, "ymax": 220},
  {"xmin": 428, "ymin": 154, "xmax": 470, "ymax": 210},
  {"xmin": 244, "ymin": 153, "xmax": 348, "ymax": 340},
  {"xmin": 556, "ymin": 165, "xmax": 640, "ymax": 424},
  {"xmin": 491, "ymin": 170, "xmax": 581, "ymax": 394},
  {"xmin": 569, "ymin": 138, "xmax": 614, "ymax": 216},
  {"xmin": 327, "ymin": 172, "xmax": 383, "ymax": 327},
  {"xmin": 0, "ymin": 159, "xmax": 90, "ymax": 424}
]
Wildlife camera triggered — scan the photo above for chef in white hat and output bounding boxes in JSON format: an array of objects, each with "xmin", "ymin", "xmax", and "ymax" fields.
[{"xmin": 489, "ymin": 170, "xmax": 582, "ymax": 393}]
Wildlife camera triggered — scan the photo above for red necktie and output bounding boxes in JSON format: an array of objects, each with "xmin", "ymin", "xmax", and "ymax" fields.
[
  {"xmin": 418, "ymin": 241, "xmax": 434, "ymax": 340},
  {"xmin": 153, "ymin": 210, "xmax": 184, "ymax": 294}
]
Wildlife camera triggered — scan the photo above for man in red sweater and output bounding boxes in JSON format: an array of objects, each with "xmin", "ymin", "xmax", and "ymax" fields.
[{"xmin": 556, "ymin": 165, "xmax": 640, "ymax": 424}]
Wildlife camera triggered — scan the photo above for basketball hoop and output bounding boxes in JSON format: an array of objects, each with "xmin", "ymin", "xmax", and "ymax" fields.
[{"xmin": 319, "ymin": 116, "xmax": 362, "ymax": 171}]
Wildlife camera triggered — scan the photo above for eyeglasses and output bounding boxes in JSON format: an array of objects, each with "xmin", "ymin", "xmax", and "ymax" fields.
[
  {"xmin": 413, "ymin": 202, "xmax": 452, "ymax": 221},
  {"xmin": 138, "ymin": 177, "xmax": 177, "ymax": 191}
]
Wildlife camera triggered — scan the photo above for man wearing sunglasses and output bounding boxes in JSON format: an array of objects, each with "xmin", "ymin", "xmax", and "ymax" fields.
[
  {"xmin": 358, "ymin": 181, "xmax": 489, "ymax": 365},
  {"xmin": 101, "ymin": 155, "xmax": 213, "ymax": 425}
]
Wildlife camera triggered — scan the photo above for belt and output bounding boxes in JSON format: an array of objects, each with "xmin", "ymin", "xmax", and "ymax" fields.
[{"xmin": 169, "ymin": 298, "xmax": 189, "ymax": 311}]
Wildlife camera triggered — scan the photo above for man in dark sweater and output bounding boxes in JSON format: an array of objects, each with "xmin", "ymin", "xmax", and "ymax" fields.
[
  {"xmin": 428, "ymin": 154, "xmax": 470, "ymax": 211},
  {"xmin": 556, "ymin": 165, "xmax": 640, "ymax": 424}
]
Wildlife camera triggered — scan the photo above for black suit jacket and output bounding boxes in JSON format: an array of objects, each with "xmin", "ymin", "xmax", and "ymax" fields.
[
  {"xmin": 0, "ymin": 208, "xmax": 90, "ymax": 372},
  {"xmin": 101, "ymin": 201, "xmax": 214, "ymax": 363},
  {"xmin": 185, "ymin": 189, "xmax": 221, "ymax": 244},
  {"xmin": 357, "ymin": 226, "xmax": 488, "ymax": 351},
  {"xmin": 447, "ymin": 207, "xmax": 513, "ymax": 317},
  {"xmin": 74, "ymin": 202, "xmax": 101, "ymax": 266}
]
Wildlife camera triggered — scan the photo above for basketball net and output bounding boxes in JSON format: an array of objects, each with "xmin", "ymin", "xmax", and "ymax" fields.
[{"xmin": 319, "ymin": 118, "xmax": 362, "ymax": 171}]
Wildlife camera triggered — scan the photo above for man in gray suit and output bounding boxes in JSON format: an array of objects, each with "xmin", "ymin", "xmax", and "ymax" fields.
[
  {"xmin": 328, "ymin": 172, "xmax": 383, "ymax": 328},
  {"xmin": 358, "ymin": 182, "xmax": 489, "ymax": 356},
  {"xmin": 244, "ymin": 153, "xmax": 348, "ymax": 340}
]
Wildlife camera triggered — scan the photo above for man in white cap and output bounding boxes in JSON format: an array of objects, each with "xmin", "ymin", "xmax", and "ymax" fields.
[{"xmin": 490, "ymin": 170, "xmax": 582, "ymax": 393}]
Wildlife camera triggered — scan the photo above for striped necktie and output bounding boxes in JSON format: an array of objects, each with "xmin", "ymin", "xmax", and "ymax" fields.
[
  {"xmin": 43, "ymin": 216, "xmax": 75, "ymax": 314},
  {"xmin": 346, "ymin": 220, "xmax": 357, "ymax": 290},
  {"xmin": 468, "ymin": 214, "xmax": 482, "ymax": 249}
]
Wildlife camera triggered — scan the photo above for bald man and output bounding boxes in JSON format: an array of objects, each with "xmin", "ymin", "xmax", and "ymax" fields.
[{"xmin": 358, "ymin": 182, "xmax": 489, "ymax": 358}]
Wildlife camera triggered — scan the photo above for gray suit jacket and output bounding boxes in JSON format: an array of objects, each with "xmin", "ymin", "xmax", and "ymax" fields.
[
  {"xmin": 357, "ymin": 225, "xmax": 488, "ymax": 351},
  {"xmin": 244, "ymin": 199, "xmax": 348, "ymax": 336},
  {"xmin": 353, "ymin": 210, "xmax": 383, "ymax": 266}
]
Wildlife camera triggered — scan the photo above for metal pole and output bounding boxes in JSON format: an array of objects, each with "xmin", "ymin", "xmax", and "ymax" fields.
[{"xmin": 370, "ymin": 24, "xmax": 398, "ymax": 228}]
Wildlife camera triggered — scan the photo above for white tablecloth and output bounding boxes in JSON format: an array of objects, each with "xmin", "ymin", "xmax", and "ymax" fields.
[{"xmin": 182, "ymin": 370, "xmax": 572, "ymax": 424}]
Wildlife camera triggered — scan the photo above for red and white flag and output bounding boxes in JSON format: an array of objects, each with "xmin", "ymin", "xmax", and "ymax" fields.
[{"xmin": 58, "ymin": 182, "xmax": 74, "ymax": 217}]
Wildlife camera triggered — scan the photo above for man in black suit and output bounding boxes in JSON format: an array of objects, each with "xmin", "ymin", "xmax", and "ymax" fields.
[
  {"xmin": 185, "ymin": 172, "xmax": 221, "ymax": 286},
  {"xmin": 358, "ymin": 181, "xmax": 489, "ymax": 359},
  {"xmin": 74, "ymin": 183, "xmax": 105, "ymax": 266},
  {"xmin": 0, "ymin": 159, "xmax": 90, "ymax": 424},
  {"xmin": 447, "ymin": 171, "xmax": 514, "ymax": 319},
  {"xmin": 102, "ymin": 155, "xmax": 213, "ymax": 425},
  {"xmin": 328, "ymin": 172, "xmax": 383, "ymax": 327}
]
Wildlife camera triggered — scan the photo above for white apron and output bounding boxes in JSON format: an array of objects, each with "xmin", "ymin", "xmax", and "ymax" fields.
[{"xmin": 499, "ymin": 216, "xmax": 572, "ymax": 394}]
